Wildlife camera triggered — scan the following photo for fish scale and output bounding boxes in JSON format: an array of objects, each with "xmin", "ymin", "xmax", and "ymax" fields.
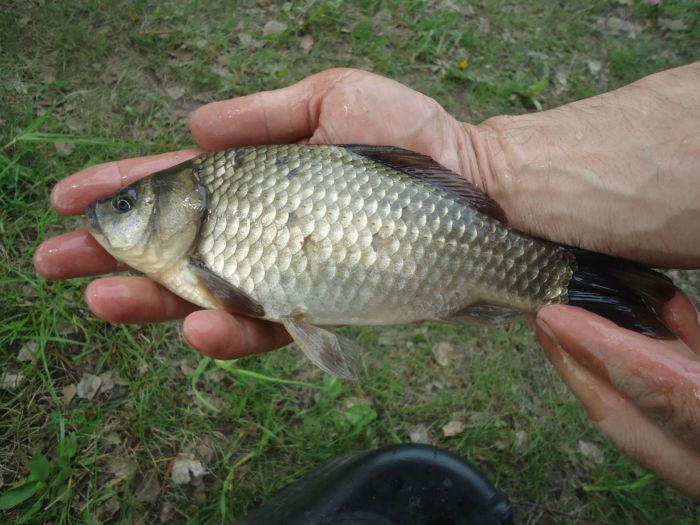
[{"xmin": 193, "ymin": 145, "xmax": 572, "ymax": 324}]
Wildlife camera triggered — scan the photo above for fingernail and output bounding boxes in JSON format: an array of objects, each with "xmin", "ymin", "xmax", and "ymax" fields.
[
  {"xmin": 538, "ymin": 314, "xmax": 613, "ymax": 383},
  {"xmin": 535, "ymin": 316, "xmax": 559, "ymax": 347}
]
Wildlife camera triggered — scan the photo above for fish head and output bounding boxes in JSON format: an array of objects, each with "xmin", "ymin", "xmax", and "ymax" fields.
[{"xmin": 86, "ymin": 161, "xmax": 207, "ymax": 275}]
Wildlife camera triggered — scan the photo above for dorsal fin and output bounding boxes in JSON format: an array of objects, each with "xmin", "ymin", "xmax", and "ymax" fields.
[{"xmin": 344, "ymin": 145, "xmax": 506, "ymax": 223}]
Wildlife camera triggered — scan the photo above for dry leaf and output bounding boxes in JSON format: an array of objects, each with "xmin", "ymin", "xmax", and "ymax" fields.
[
  {"xmin": 422, "ymin": 378, "xmax": 447, "ymax": 396},
  {"xmin": 1, "ymin": 372, "xmax": 23, "ymax": 390},
  {"xmin": 166, "ymin": 86, "xmax": 185, "ymax": 100},
  {"xmin": 135, "ymin": 470, "xmax": 161, "ymax": 503},
  {"xmin": 598, "ymin": 16, "xmax": 641, "ymax": 38},
  {"xmin": 476, "ymin": 17, "xmax": 490, "ymax": 34},
  {"xmin": 578, "ymin": 439, "xmax": 604, "ymax": 464},
  {"xmin": 193, "ymin": 489, "xmax": 207, "ymax": 504},
  {"xmin": 171, "ymin": 454, "xmax": 206, "ymax": 485},
  {"xmin": 442, "ymin": 420, "xmax": 465, "ymax": 437},
  {"xmin": 76, "ymin": 373, "xmax": 102, "ymax": 400},
  {"xmin": 659, "ymin": 18, "xmax": 686, "ymax": 32},
  {"xmin": 238, "ymin": 33, "xmax": 263, "ymax": 49},
  {"xmin": 109, "ymin": 457, "xmax": 136, "ymax": 479},
  {"xmin": 211, "ymin": 64, "xmax": 233, "ymax": 78},
  {"xmin": 98, "ymin": 371, "xmax": 116, "ymax": 394},
  {"xmin": 587, "ymin": 60, "xmax": 602, "ymax": 76},
  {"xmin": 514, "ymin": 430, "xmax": 528, "ymax": 451},
  {"xmin": 12, "ymin": 78, "xmax": 28, "ymax": 94},
  {"xmin": 209, "ymin": 370, "xmax": 226, "ymax": 383},
  {"xmin": 94, "ymin": 497, "xmax": 120, "ymax": 522},
  {"xmin": 17, "ymin": 342, "xmax": 37, "ymax": 362},
  {"xmin": 57, "ymin": 322, "xmax": 76, "ymax": 336},
  {"xmin": 434, "ymin": 0, "xmax": 475, "ymax": 16},
  {"xmin": 299, "ymin": 34, "xmax": 314, "ymax": 54},
  {"xmin": 54, "ymin": 142, "xmax": 76, "ymax": 157},
  {"xmin": 409, "ymin": 424, "xmax": 431, "ymax": 444},
  {"xmin": 196, "ymin": 442, "xmax": 216, "ymax": 463},
  {"xmin": 97, "ymin": 370, "xmax": 125, "ymax": 393},
  {"xmin": 432, "ymin": 341, "xmax": 457, "ymax": 367},
  {"xmin": 238, "ymin": 33, "xmax": 253, "ymax": 46},
  {"xmin": 179, "ymin": 359, "xmax": 196, "ymax": 376},
  {"xmin": 62, "ymin": 384, "xmax": 77, "ymax": 406},
  {"xmin": 160, "ymin": 501, "xmax": 174, "ymax": 522},
  {"xmin": 103, "ymin": 431, "xmax": 122, "ymax": 446},
  {"xmin": 554, "ymin": 69, "xmax": 568, "ymax": 95},
  {"xmin": 263, "ymin": 20, "xmax": 287, "ymax": 36},
  {"xmin": 168, "ymin": 47, "xmax": 194, "ymax": 63}
]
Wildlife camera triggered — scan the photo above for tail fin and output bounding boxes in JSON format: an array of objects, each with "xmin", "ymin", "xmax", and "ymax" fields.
[{"xmin": 567, "ymin": 249, "xmax": 675, "ymax": 339}]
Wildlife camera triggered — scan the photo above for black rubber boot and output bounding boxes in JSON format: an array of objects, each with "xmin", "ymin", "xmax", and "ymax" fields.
[{"xmin": 236, "ymin": 444, "xmax": 514, "ymax": 525}]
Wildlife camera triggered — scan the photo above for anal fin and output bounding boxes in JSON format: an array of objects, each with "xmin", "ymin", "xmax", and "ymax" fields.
[
  {"xmin": 282, "ymin": 318, "xmax": 360, "ymax": 381},
  {"xmin": 446, "ymin": 302, "xmax": 520, "ymax": 326}
]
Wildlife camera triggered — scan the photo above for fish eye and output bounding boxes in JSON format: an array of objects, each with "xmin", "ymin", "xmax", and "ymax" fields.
[{"xmin": 111, "ymin": 187, "xmax": 137, "ymax": 214}]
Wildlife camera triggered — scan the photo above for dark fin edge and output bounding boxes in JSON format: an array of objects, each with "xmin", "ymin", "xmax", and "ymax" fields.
[
  {"xmin": 447, "ymin": 302, "xmax": 520, "ymax": 326},
  {"xmin": 568, "ymin": 249, "xmax": 675, "ymax": 339},
  {"xmin": 189, "ymin": 254, "xmax": 266, "ymax": 317},
  {"xmin": 344, "ymin": 145, "xmax": 507, "ymax": 223}
]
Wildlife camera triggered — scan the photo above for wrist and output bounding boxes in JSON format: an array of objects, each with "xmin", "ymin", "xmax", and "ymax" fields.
[
  {"xmin": 454, "ymin": 62, "xmax": 700, "ymax": 267},
  {"xmin": 469, "ymin": 95, "xmax": 700, "ymax": 267},
  {"xmin": 467, "ymin": 113, "xmax": 566, "ymax": 243}
]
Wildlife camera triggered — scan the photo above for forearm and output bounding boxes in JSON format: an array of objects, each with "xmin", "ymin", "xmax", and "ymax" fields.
[{"xmin": 470, "ymin": 61, "xmax": 700, "ymax": 268}]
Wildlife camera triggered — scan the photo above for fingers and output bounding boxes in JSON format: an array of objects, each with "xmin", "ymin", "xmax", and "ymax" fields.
[
  {"xmin": 85, "ymin": 276, "xmax": 291, "ymax": 357},
  {"xmin": 85, "ymin": 276, "xmax": 199, "ymax": 323},
  {"xmin": 189, "ymin": 68, "xmax": 357, "ymax": 150},
  {"xmin": 537, "ymin": 304, "xmax": 700, "ymax": 453},
  {"xmin": 537, "ymin": 320, "xmax": 700, "ymax": 499},
  {"xmin": 51, "ymin": 149, "xmax": 202, "ymax": 215},
  {"xmin": 34, "ymin": 229, "xmax": 127, "ymax": 280},
  {"xmin": 661, "ymin": 289, "xmax": 700, "ymax": 354},
  {"xmin": 183, "ymin": 310, "xmax": 291, "ymax": 360}
]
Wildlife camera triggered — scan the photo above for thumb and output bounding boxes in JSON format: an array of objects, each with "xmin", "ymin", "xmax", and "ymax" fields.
[{"xmin": 189, "ymin": 68, "xmax": 358, "ymax": 150}]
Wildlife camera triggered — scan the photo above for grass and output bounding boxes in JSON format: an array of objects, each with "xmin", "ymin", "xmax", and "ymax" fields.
[{"xmin": 1, "ymin": 0, "xmax": 699, "ymax": 523}]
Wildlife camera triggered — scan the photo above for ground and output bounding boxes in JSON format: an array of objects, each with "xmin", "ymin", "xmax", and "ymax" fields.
[{"xmin": 1, "ymin": 1, "xmax": 699, "ymax": 523}]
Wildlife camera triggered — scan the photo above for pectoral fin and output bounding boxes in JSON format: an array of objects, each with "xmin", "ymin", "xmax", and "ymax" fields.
[
  {"xmin": 188, "ymin": 255, "xmax": 265, "ymax": 317},
  {"xmin": 281, "ymin": 318, "xmax": 360, "ymax": 381}
]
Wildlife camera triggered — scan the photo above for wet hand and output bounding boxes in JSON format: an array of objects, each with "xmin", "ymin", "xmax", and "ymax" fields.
[
  {"xmin": 536, "ymin": 291, "xmax": 700, "ymax": 499},
  {"xmin": 478, "ymin": 61, "xmax": 700, "ymax": 268},
  {"xmin": 34, "ymin": 68, "xmax": 476, "ymax": 360}
]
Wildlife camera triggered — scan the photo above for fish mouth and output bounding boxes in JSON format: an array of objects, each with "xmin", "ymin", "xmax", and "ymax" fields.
[{"xmin": 85, "ymin": 204, "xmax": 102, "ymax": 235}]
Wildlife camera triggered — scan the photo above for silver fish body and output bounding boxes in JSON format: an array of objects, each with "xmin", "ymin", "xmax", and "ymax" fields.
[
  {"xmin": 193, "ymin": 146, "xmax": 572, "ymax": 323},
  {"xmin": 86, "ymin": 145, "xmax": 673, "ymax": 378}
]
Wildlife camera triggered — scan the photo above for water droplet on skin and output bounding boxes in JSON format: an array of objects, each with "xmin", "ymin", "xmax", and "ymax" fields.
[{"xmin": 575, "ymin": 130, "xmax": 584, "ymax": 140}]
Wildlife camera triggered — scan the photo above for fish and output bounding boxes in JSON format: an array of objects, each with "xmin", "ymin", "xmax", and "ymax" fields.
[{"xmin": 85, "ymin": 145, "xmax": 674, "ymax": 379}]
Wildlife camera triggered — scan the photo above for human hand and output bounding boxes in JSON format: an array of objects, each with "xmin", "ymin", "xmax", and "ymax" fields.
[
  {"xmin": 535, "ymin": 291, "xmax": 700, "ymax": 499},
  {"xmin": 482, "ymin": 62, "xmax": 700, "ymax": 497},
  {"xmin": 477, "ymin": 61, "xmax": 700, "ymax": 268},
  {"xmin": 34, "ymin": 68, "xmax": 480, "ymax": 360}
]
